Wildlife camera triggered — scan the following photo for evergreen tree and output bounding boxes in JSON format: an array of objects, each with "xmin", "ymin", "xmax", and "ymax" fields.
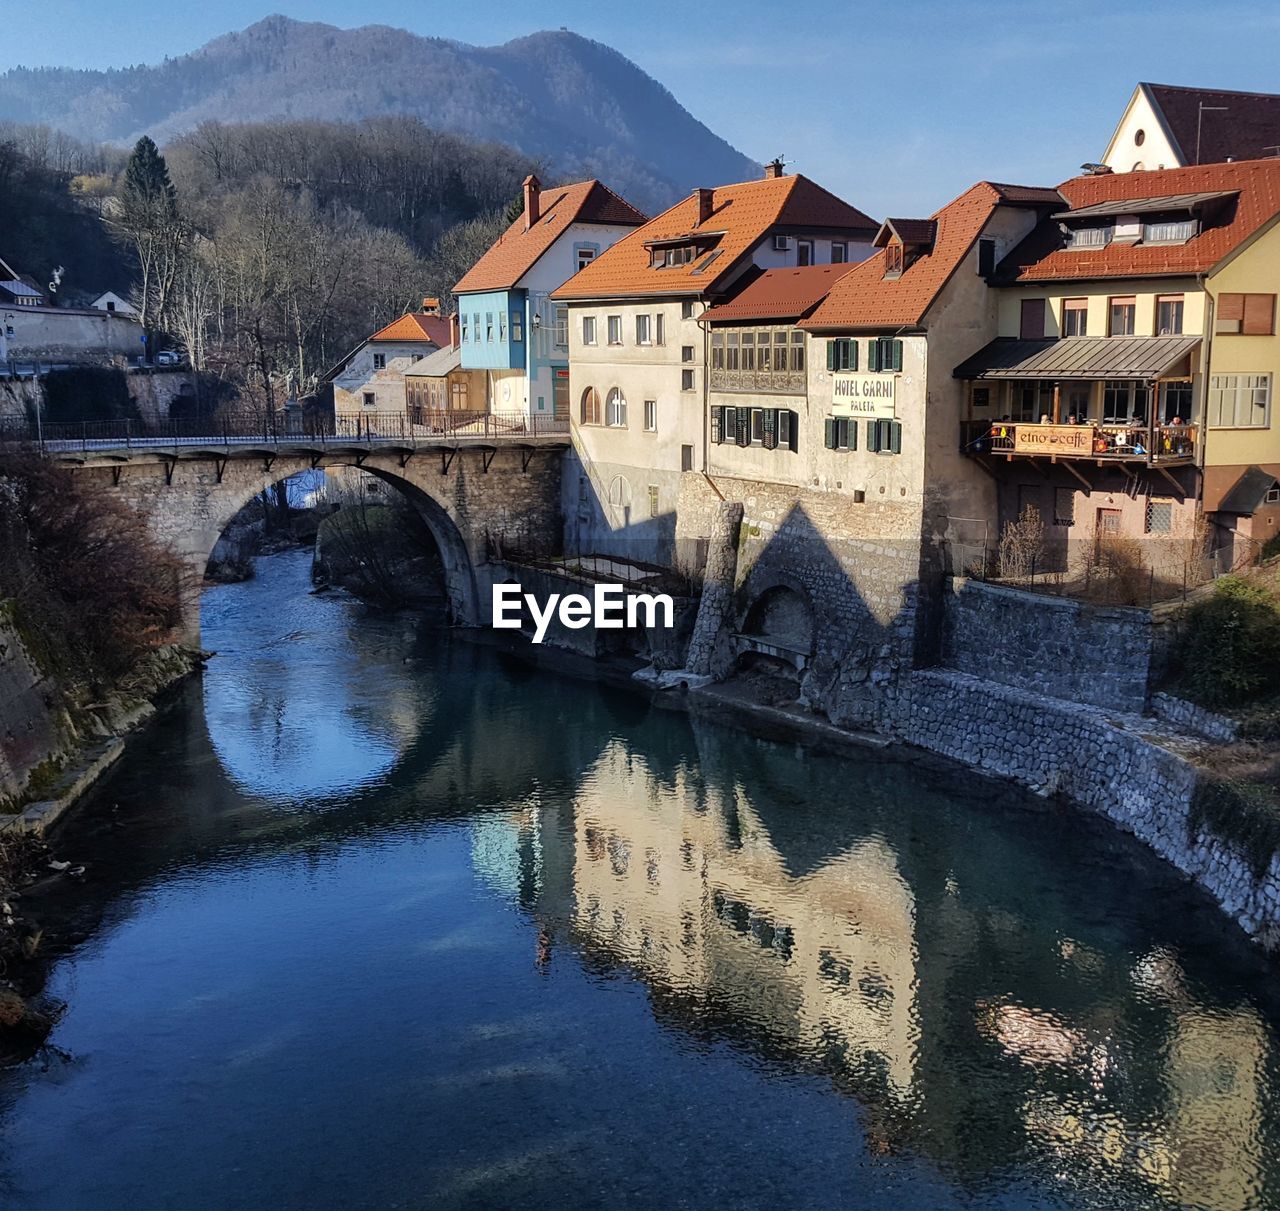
[{"xmin": 121, "ymin": 135, "xmax": 177, "ymax": 216}]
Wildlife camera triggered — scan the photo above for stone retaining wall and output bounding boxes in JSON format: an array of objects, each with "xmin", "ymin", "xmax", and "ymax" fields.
[
  {"xmin": 888, "ymin": 669, "xmax": 1280, "ymax": 951},
  {"xmin": 942, "ymin": 577, "xmax": 1152, "ymax": 712}
]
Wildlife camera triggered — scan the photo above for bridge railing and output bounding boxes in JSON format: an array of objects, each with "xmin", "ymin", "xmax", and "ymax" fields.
[{"xmin": 0, "ymin": 409, "xmax": 570, "ymax": 453}]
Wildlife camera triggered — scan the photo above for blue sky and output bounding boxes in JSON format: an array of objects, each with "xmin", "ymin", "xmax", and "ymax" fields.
[{"xmin": 6, "ymin": 0, "xmax": 1280, "ymax": 216}]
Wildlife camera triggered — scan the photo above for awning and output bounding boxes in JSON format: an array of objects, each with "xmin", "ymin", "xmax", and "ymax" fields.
[
  {"xmin": 1051, "ymin": 190, "xmax": 1237, "ymax": 220},
  {"xmin": 954, "ymin": 335, "xmax": 1201, "ymax": 380}
]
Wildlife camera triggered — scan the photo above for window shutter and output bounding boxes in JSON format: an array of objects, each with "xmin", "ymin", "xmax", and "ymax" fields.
[
  {"xmin": 723, "ymin": 406, "xmax": 737, "ymax": 440},
  {"xmin": 850, "ymin": 341, "xmax": 858, "ymax": 372},
  {"xmin": 736, "ymin": 410, "xmax": 751, "ymax": 446},
  {"xmin": 1219, "ymin": 293, "xmax": 1245, "ymax": 323},
  {"xmin": 824, "ymin": 417, "xmax": 836, "ymax": 449},
  {"xmin": 710, "ymin": 407, "xmax": 723, "ymax": 444},
  {"xmin": 846, "ymin": 418, "xmax": 857, "ymax": 450},
  {"xmin": 889, "ymin": 421, "xmax": 902, "ymax": 454},
  {"xmin": 890, "ymin": 340, "xmax": 903, "ymax": 371},
  {"xmin": 762, "ymin": 409, "xmax": 778, "ymax": 449},
  {"xmin": 1244, "ymin": 293, "xmax": 1276, "ymax": 336},
  {"xmin": 867, "ymin": 340, "xmax": 880, "ymax": 372},
  {"xmin": 785, "ymin": 410, "xmax": 799, "ymax": 452},
  {"xmin": 866, "ymin": 419, "xmax": 880, "ymax": 452}
]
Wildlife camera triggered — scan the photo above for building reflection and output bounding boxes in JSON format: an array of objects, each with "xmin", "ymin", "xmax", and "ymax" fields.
[{"xmin": 487, "ymin": 723, "xmax": 1275, "ymax": 1208}]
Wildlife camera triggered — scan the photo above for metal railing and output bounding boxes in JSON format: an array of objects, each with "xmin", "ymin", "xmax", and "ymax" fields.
[
  {"xmin": 0, "ymin": 409, "xmax": 570, "ymax": 454},
  {"xmin": 961, "ymin": 419, "xmax": 1197, "ymax": 465}
]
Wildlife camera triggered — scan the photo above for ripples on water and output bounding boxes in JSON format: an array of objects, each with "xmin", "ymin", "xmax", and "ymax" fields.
[{"xmin": 0, "ymin": 548, "xmax": 1277, "ymax": 1210}]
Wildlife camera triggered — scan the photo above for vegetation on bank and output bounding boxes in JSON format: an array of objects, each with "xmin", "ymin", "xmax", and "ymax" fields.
[{"xmin": 0, "ymin": 454, "xmax": 182, "ymax": 689}]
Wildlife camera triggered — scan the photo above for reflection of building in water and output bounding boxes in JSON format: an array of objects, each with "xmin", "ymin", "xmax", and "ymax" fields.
[{"xmin": 564, "ymin": 740, "xmax": 920, "ymax": 1104}]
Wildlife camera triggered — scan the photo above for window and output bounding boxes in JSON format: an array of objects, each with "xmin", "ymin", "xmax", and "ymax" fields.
[
  {"xmin": 652, "ymin": 244, "xmax": 697, "ymax": 269},
  {"xmin": 105, "ymin": 300, "xmax": 116, "ymax": 312},
  {"xmin": 553, "ymin": 305, "xmax": 568, "ymax": 349},
  {"xmin": 498, "ymin": 312, "xmax": 507, "ymax": 342},
  {"xmin": 582, "ymin": 315, "xmax": 597, "ymax": 345},
  {"xmin": 1144, "ymin": 219, "xmax": 1197, "ymax": 244},
  {"xmin": 1109, "ymin": 296, "xmax": 1136, "ymax": 336},
  {"xmin": 827, "ymin": 339, "xmax": 857, "ymax": 372},
  {"xmin": 867, "ymin": 338, "xmax": 903, "ymax": 372},
  {"xmin": 791, "ymin": 331, "xmax": 805, "ymax": 373},
  {"xmin": 977, "ymin": 238, "xmax": 996, "ymax": 278},
  {"xmin": 797, "ymin": 239, "xmax": 814, "ymax": 266},
  {"xmin": 1268, "ymin": 486, "xmax": 1280, "ymax": 504},
  {"xmin": 1054, "ymin": 488, "xmax": 1075, "ymax": 527},
  {"xmin": 473, "ymin": 313, "xmax": 481, "ymax": 342},
  {"xmin": 362, "ymin": 392, "xmax": 375, "ymax": 407},
  {"xmin": 1146, "ymin": 498, "xmax": 1174, "ymax": 534},
  {"xmin": 1068, "ymin": 225, "xmax": 1111, "ymax": 249},
  {"xmin": 607, "ymin": 315, "xmax": 622, "ymax": 345},
  {"xmin": 485, "ymin": 313, "xmax": 494, "ymax": 342},
  {"xmin": 580, "ymin": 386, "xmax": 602, "ymax": 425},
  {"xmin": 636, "ymin": 314, "xmax": 652, "ymax": 345},
  {"xmin": 372, "ymin": 352, "xmax": 386, "ymax": 369},
  {"xmin": 576, "ymin": 246, "xmax": 596, "ymax": 272},
  {"xmin": 1102, "ymin": 380, "xmax": 1149, "ymax": 423},
  {"xmin": 452, "ymin": 379, "xmax": 469, "ymax": 410},
  {"xmin": 681, "ymin": 445, "xmax": 694, "ymax": 472},
  {"xmin": 1217, "ymin": 293, "xmax": 1276, "ymax": 336},
  {"xmin": 655, "ymin": 313, "xmax": 665, "ymax": 346},
  {"xmin": 644, "ymin": 399, "xmax": 657, "ymax": 431},
  {"xmin": 832, "ymin": 242, "xmax": 848, "ymax": 264},
  {"xmin": 867, "ymin": 418, "xmax": 903, "ymax": 453},
  {"xmin": 1156, "ymin": 295, "xmax": 1184, "ymax": 336},
  {"xmin": 681, "ymin": 301, "xmax": 695, "ymax": 320},
  {"xmin": 511, "ymin": 312, "xmax": 523, "ymax": 342},
  {"xmin": 681, "ymin": 345, "xmax": 695, "ymax": 363},
  {"xmin": 1162, "ymin": 380, "xmax": 1193, "ymax": 422},
  {"xmin": 884, "ymin": 243, "xmax": 904, "ymax": 277},
  {"xmin": 682, "ymin": 369, "xmax": 695, "ymax": 391},
  {"xmin": 1061, "ymin": 298, "xmax": 1088, "ymax": 338},
  {"xmin": 1208, "ymin": 373, "xmax": 1271, "ymax": 428},
  {"xmin": 824, "ymin": 417, "xmax": 856, "ymax": 450},
  {"xmin": 1020, "ymin": 298, "xmax": 1046, "ymax": 340},
  {"xmin": 648, "ymin": 485, "xmax": 660, "ymax": 518},
  {"xmin": 461, "ymin": 316, "xmax": 470, "ymax": 343},
  {"xmin": 606, "ymin": 387, "xmax": 627, "ymax": 427}
]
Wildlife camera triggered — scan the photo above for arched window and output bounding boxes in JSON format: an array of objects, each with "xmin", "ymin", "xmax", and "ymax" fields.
[
  {"xmin": 606, "ymin": 387, "xmax": 627, "ymax": 428},
  {"xmin": 580, "ymin": 386, "xmax": 601, "ymax": 425},
  {"xmin": 608, "ymin": 475, "xmax": 631, "ymax": 509}
]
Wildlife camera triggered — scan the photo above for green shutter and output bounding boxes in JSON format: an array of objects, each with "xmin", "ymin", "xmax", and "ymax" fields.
[
  {"xmin": 786, "ymin": 410, "xmax": 799, "ymax": 452},
  {"xmin": 867, "ymin": 340, "xmax": 879, "ymax": 372},
  {"xmin": 824, "ymin": 417, "xmax": 836, "ymax": 449},
  {"xmin": 866, "ymin": 419, "xmax": 880, "ymax": 452},
  {"xmin": 762, "ymin": 409, "xmax": 778, "ymax": 449},
  {"xmin": 826, "ymin": 341, "xmax": 836, "ymax": 372},
  {"xmin": 850, "ymin": 340, "xmax": 858, "ymax": 372},
  {"xmin": 846, "ymin": 417, "xmax": 857, "ymax": 450},
  {"xmin": 891, "ymin": 339, "xmax": 903, "ymax": 371},
  {"xmin": 710, "ymin": 406, "xmax": 722, "ymax": 444},
  {"xmin": 889, "ymin": 421, "xmax": 902, "ymax": 454}
]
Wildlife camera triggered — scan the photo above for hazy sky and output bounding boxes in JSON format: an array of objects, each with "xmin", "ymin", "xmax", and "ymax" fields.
[{"xmin": 5, "ymin": 0, "xmax": 1280, "ymax": 216}]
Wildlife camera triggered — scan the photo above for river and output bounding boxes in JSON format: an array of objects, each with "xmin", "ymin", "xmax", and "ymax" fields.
[{"xmin": 0, "ymin": 548, "xmax": 1278, "ymax": 1210}]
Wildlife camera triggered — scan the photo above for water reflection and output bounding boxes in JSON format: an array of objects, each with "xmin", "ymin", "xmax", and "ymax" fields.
[{"xmin": 0, "ymin": 550, "xmax": 1275, "ymax": 1209}]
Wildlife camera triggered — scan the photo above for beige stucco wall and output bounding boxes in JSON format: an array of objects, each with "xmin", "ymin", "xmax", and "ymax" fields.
[
  {"xmin": 1102, "ymin": 89, "xmax": 1182, "ymax": 172},
  {"xmin": 996, "ymin": 278, "xmax": 1205, "ymax": 340},
  {"xmin": 333, "ymin": 341, "xmax": 437, "ymax": 417}
]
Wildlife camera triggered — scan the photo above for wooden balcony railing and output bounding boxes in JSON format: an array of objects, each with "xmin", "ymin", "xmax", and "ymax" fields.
[{"xmin": 961, "ymin": 420, "xmax": 1197, "ymax": 465}]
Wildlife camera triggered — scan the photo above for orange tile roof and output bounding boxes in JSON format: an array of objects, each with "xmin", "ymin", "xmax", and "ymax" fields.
[
  {"xmin": 453, "ymin": 180, "xmax": 646, "ymax": 295},
  {"xmin": 551, "ymin": 174, "xmax": 878, "ymax": 301},
  {"xmin": 370, "ymin": 312, "xmax": 452, "ymax": 345},
  {"xmin": 802, "ymin": 182, "xmax": 1034, "ymax": 331},
  {"xmin": 701, "ymin": 264, "xmax": 856, "ymax": 323},
  {"xmin": 1001, "ymin": 159, "xmax": 1280, "ymax": 283}
]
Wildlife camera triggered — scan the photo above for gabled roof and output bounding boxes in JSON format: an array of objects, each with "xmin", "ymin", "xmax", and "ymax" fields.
[
  {"xmin": 875, "ymin": 218, "xmax": 937, "ymax": 247},
  {"xmin": 998, "ymin": 159, "xmax": 1280, "ymax": 283},
  {"xmin": 1144, "ymin": 83, "xmax": 1280, "ymax": 167},
  {"xmin": 1216, "ymin": 465, "xmax": 1280, "ymax": 515},
  {"xmin": 700, "ymin": 264, "xmax": 856, "ymax": 324},
  {"xmin": 404, "ymin": 344, "xmax": 461, "ymax": 378},
  {"xmin": 370, "ymin": 312, "xmax": 452, "ymax": 345},
  {"xmin": 551, "ymin": 174, "xmax": 878, "ymax": 302},
  {"xmin": 453, "ymin": 180, "xmax": 646, "ymax": 295},
  {"xmin": 0, "ymin": 280, "xmax": 43, "ymax": 299},
  {"xmin": 802, "ymin": 181, "xmax": 1049, "ymax": 332}
]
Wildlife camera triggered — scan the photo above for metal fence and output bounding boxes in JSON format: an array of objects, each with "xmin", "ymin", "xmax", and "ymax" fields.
[{"xmin": 0, "ymin": 409, "xmax": 570, "ymax": 454}]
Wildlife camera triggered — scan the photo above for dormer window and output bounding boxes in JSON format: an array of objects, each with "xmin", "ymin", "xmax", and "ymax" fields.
[
  {"xmin": 1144, "ymin": 218, "xmax": 1198, "ymax": 244},
  {"xmin": 652, "ymin": 244, "xmax": 698, "ymax": 269},
  {"xmin": 884, "ymin": 243, "xmax": 904, "ymax": 279},
  {"xmin": 1067, "ymin": 225, "xmax": 1111, "ymax": 249}
]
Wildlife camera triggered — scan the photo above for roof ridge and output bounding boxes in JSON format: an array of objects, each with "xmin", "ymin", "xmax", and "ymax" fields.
[{"xmin": 1146, "ymin": 81, "xmax": 1280, "ymax": 101}]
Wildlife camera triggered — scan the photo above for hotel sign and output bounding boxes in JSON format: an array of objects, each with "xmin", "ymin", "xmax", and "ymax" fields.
[
  {"xmin": 1012, "ymin": 424, "xmax": 1093, "ymax": 455},
  {"xmin": 831, "ymin": 372, "xmax": 896, "ymax": 418}
]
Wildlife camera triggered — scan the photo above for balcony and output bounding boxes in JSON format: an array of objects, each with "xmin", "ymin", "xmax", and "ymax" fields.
[
  {"xmin": 709, "ymin": 367, "xmax": 807, "ymax": 395},
  {"xmin": 962, "ymin": 420, "xmax": 1197, "ymax": 467}
]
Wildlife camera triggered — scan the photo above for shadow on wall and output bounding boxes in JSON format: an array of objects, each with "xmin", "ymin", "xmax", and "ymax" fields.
[{"xmin": 561, "ymin": 448, "xmax": 678, "ymax": 567}]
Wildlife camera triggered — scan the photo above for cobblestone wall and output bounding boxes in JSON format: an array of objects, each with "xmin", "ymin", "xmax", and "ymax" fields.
[{"xmin": 942, "ymin": 577, "xmax": 1152, "ymax": 712}]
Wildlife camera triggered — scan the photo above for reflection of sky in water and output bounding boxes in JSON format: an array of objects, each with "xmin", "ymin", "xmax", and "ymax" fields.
[{"xmin": 200, "ymin": 549, "xmax": 431, "ymax": 804}]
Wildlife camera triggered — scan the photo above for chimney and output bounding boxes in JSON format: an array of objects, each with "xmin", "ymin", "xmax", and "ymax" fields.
[
  {"xmin": 421, "ymin": 296, "xmax": 441, "ymax": 316},
  {"xmin": 449, "ymin": 311, "xmax": 459, "ymax": 349},
  {"xmin": 763, "ymin": 158, "xmax": 785, "ymax": 180},
  {"xmin": 523, "ymin": 174, "xmax": 542, "ymax": 230},
  {"xmin": 692, "ymin": 187, "xmax": 714, "ymax": 226}
]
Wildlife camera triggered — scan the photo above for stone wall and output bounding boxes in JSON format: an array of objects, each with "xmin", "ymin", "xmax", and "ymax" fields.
[
  {"xmin": 0, "ymin": 612, "xmax": 67, "ymax": 809},
  {"xmin": 887, "ymin": 669, "xmax": 1280, "ymax": 951},
  {"xmin": 0, "ymin": 369, "xmax": 198, "ymax": 425},
  {"xmin": 942, "ymin": 577, "xmax": 1152, "ymax": 712}
]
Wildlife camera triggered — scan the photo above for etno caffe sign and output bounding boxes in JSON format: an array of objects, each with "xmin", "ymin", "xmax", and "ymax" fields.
[{"xmin": 831, "ymin": 372, "xmax": 896, "ymax": 418}]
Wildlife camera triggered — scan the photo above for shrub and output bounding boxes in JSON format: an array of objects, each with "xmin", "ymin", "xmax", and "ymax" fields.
[
  {"xmin": 1177, "ymin": 574, "xmax": 1280, "ymax": 708},
  {"xmin": 1086, "ymin": 532, "xmax": 1150, "ymax": 606},
  {"xmin": 998, "ymin": 505, "xmax": 1044, "ymax": 581}
]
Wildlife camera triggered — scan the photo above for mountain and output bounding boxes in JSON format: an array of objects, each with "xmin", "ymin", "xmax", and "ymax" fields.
[{"xmin": 0, "ymin": 15, "xmax": 761, "ymax": 212}]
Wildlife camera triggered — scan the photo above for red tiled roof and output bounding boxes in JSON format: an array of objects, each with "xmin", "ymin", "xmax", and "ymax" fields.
[
  {"xmin": 875, "ymin": 218, "xmax": 937, "ymax": 247},
  {"xmin": 802, "ymin": 181, "xmax": 1032, "ymax": 331},
  {"xmin": 551, "ymin": 174, "xmax": 878, "ymax": 301},
  {"xmin": 453, "ymin": 180, "xmax": 646, "ymax": 295},
  {"xmin": 701, "ymin": 264, "xmax": 856, "ymax": 323},
  {"xmin": 370, "ymin": 312, "xmax": 453, "ymax": 345},
  {"xmin": 1000, "ymin": 158, "xmax": 1280, "ymax": 283},
  {"xmin": 1144, "ymin": 83, "xmax": 1280, "ymax": 167}
]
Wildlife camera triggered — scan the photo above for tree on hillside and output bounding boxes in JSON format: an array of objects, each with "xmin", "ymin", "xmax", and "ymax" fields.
[{"xmin": 108, "ymin": 135, "xmax": 187, "ymax": 334}]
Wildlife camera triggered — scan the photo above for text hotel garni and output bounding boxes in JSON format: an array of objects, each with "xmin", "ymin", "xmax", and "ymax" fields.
[{"xmin": 491, "ymin": 583, "xmax": 675, "ymax": 644}]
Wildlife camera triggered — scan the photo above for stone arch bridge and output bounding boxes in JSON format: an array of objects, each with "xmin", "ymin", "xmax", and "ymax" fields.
[{"xmin": 39, "ymin": 422, "xmax": 568, "ymax": 642}]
